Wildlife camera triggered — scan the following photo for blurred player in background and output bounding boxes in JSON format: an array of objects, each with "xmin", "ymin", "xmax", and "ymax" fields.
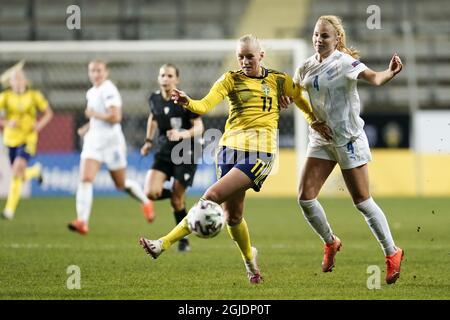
[
  {"xmin": 0, "ymin": 65, "xmax": 53, "ymax": 220},
  {"xmin": 139, "ymin": 35, "xmax": 330, "ymax": 283},
  {"xmin": 293, "ymin": 15, "xmax": 404, "ymax": 284},
  {"xmin": 140, "ymin": 63, "xmax": 204, "ymax": 252},
  {"xmin": 68, "ymin": 60, "xmax": 152, "ymax": 235}
]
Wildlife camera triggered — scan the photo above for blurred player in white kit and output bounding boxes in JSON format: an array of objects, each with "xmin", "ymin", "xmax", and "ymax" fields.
[{"xmin": 68, "ymin": 59, "xmax": 152, "ymax": 235}]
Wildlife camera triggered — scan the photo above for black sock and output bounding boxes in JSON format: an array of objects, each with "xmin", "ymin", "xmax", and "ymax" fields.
[
  {"xmin": 158, "ymin": 188, "xmax": 172, "ymax": 200},
  {"xmin": 174, "ymin": 208, "xmax": 187, "ymax": 225}
]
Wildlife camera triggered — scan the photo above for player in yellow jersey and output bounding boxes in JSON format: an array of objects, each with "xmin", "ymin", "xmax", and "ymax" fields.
[
  {"xmin": 139, "ymin": 35, "xmax": 331, "ymax": 284},
  {"xmin": 0, "ymin": 68, "xmax": 53, "ymax": 219}
]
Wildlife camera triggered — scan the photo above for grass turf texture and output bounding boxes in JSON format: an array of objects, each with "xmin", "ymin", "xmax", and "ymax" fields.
[{"xmin": 1, "ymin": 197, "xmax": 449, "ymax": 299}]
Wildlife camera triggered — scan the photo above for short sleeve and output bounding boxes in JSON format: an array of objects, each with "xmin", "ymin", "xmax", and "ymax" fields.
[
  {"xmin": 102, "ymin": 83, "xmax": 122, "ymax": 108},
  {"xmin": 187, "ymin": 109, "xmax": 200, "ymax": 120},
  {"xmin": 148, "ymin": 94, "xmax": 155, "ymax": 115},
  {"xmin": 344, "ymin": 55, "xmax": 368, "ymax": 80},
  {"xmin": 32, "ymin": 90, "xmax": 49, "ymax": 112},
  {"xmin": 293, "ymin": 62, "xmax": 306, "ymax": 86}
]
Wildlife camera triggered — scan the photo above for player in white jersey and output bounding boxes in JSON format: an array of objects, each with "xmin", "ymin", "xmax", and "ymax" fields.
[
  {"xmin": 68, "ymin": 60, "xmax": 152, "ymax": 235},
  {"xmin": 290, "ymin": 16, "xmax": 404, "ymax": 284}
]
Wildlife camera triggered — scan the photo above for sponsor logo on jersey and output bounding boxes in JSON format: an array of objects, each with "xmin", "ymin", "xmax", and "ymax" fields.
[{"xmin": 352, "ymin": 60, "xmax": 361, "ymax": 67}]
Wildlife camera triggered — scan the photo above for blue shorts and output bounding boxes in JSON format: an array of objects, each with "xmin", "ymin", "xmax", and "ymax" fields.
[
  {"xmin": 216, "ymin": 146, "xmax": 275, "ymax": 192},
  {"xmin": 8, "ymin": 145, "xmax": 32, "ymax": 164}
]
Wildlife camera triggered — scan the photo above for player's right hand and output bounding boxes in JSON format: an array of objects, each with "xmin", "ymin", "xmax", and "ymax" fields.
[
  {"xmin": 140, "ymin": 143, "xmax": 152, "ymax": 156},
  {"xmin": 171, "ymin": 89, "xmax": 189, "ymax": 106},
  {"xmin": 278, "ymin": 95, "xmax": 292, "ymax": 109}
]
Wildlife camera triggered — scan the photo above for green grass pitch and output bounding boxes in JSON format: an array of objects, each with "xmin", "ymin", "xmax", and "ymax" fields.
[{"xmin": 1, "ymin": 196, "xmax": 449, "ymax": 300}]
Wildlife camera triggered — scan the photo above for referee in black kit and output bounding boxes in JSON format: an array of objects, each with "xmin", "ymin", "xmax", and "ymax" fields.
[{"xmin": 140, "ymin": 63, "xmax": 204, "ymax": 252}]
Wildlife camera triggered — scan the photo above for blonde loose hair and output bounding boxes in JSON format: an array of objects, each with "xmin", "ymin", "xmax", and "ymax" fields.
[{"xmin": 318, "ymin": 15, "xmax": 360, "ymax": 59}]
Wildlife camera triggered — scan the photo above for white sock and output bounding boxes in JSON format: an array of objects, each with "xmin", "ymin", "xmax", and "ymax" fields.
[
  {"xmin": 355, "ymin": 197, "xmax": 396, "ymax": 256},
  {"xmin": 124, "ymin": 179, "xmax": 149, "ymax": 204},
  {"xmin": 299, "ymin": 198, "xmax": 334, "ymax": 244},
  {"xmin": 76, "ymin": 182, "xmax": 93, "ymax": 223}
]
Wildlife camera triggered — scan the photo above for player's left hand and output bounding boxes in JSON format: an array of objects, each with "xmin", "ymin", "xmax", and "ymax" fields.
[
  {"xmin": 311, "ymin": 120, "xmax": 333, "ymax": 141},
  {"xmin": 278, "ymin": 95, "xmax": 292, "ymax": 109},
  {"xmin": 389, "ymin": 53, "xmax": 403, "ymax": 76}
]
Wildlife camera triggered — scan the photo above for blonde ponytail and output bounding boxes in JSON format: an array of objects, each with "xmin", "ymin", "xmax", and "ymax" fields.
[{"xmin": 318, "ymin": 15, "xmax": 360, "ymax": 59}]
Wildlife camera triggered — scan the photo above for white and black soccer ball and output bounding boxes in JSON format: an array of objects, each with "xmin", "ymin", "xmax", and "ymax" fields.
[{"xmin": 187, "ymin": 200, "xmax": 225, "ymax": 238}]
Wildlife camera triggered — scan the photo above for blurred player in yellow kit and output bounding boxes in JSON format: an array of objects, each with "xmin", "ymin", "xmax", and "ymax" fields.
[{"xmin": 0, "ymin": 66, "xmax": 53, "ymax": 219}]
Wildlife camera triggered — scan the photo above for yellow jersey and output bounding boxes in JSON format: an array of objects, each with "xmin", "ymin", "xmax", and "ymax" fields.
[
  {"xmin": 185, "ymin": 68, "xmax": 315, "ymax": 153},
  {"xmin": 0, "ymin": 89, "xmax": 49, "ymax": 153}
]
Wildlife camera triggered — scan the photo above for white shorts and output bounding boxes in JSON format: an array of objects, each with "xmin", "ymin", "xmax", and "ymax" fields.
[
  {"xmin": 81, "ymin": 131, "xmax": 127, "ymax": 171},
  {"xmin": 307, "ymin": 134, "xmax": 372, "ymax": 170}
]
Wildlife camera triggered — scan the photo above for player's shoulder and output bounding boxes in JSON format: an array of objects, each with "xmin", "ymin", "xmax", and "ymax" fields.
[
  {"xmin": 0, "ymin": 88, "xmax": 13, "ymax": 97},
  {"xmin": 101, "ymin": 79, "xmax": 119, "ymax": 92},
  {"xmin": 150, "ymin": 90, "xmax": 162, "ymax": 99},
  {"xmin": 27, "ymin": 89, "xmax": 44, "ymax": 96},
  {"xmin": 224, "ymin": 70, "xmax": 241, "ymax": 79},
  {"xmin": 266, "ymin": 68, "xmax": 286, "ymax": 76},
  {"xmin": 301, "ymin": 55, "xmax": 318, "ymax": 71},
  {"xmin": 336, "ymin": 50, "xmax": 361, "ymax": 65}
]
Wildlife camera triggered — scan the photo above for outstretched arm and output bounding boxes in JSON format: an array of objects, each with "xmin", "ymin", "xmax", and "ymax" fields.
[
  {"xmin": 171, "ymin": 87, "xmax": 226, "ymax": 115},
  {"xmin": 358, "ymin": 53, "xmax": 403, "ymax": 86},
  {"xmin": 171, "ymin": 74, "xmax": 231, "ymax": 114}
]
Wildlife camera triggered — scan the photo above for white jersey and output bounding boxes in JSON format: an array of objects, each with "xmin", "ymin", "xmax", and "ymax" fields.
[
  {"xmin": 86, "ymin": 79, "xmax": 123, "ymax": 134},
  {"xmin": 82, "ymin": 80, "xmax": 126, "ymax": 168},
  {"xmin": 294, "ymin": 50, "xmax": 368, "ymax": 147}
]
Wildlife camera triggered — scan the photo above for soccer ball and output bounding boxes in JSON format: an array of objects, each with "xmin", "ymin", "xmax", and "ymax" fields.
[{"xmin": 187, "ymin": 200, "xmax": 225, "ymax": 238}]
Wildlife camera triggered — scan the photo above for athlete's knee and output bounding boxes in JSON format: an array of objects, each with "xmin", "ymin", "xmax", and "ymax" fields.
[
  {"xmin": 146, "ymin": 188, "xmax": 162, "ymax": 201},
  {"xmin": 353, "ymin": 194, "xmax": 371, "ymax": 206},
  {"xmin": 225, "ymin": 212, "xmax": 243, "ymax": 226},
  {"xmin": 80, "ymin": 176, "xmax": 95, "ymax": 184},
  {"xmin": 298, "ymin": 186, "xmax": 317, "ymax": 201}
]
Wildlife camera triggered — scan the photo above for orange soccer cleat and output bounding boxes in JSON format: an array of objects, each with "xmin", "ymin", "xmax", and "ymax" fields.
[
  {"xmin": 322, "ymin": 236, "xmax": 342, "ymax": 272},
  {"xmin": 68, "ymin": 219, "xmax": 89, "ymax": 235},
  {"xmin": 385, "ymin": 247, "xmax": 404, "ymax": 284},
  {"xmin": 142, "ymin": 201, "xmax": 155, "ymax": 223}
]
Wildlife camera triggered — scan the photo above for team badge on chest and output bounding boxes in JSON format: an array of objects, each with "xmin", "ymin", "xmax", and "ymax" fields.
[
  {"xmin": 164, "ymin": 106, "xmax": 170, "ymax": 115},
  {"xmin": 261, "ymin": 83, "xmax": 270, "ymax": 96}
]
